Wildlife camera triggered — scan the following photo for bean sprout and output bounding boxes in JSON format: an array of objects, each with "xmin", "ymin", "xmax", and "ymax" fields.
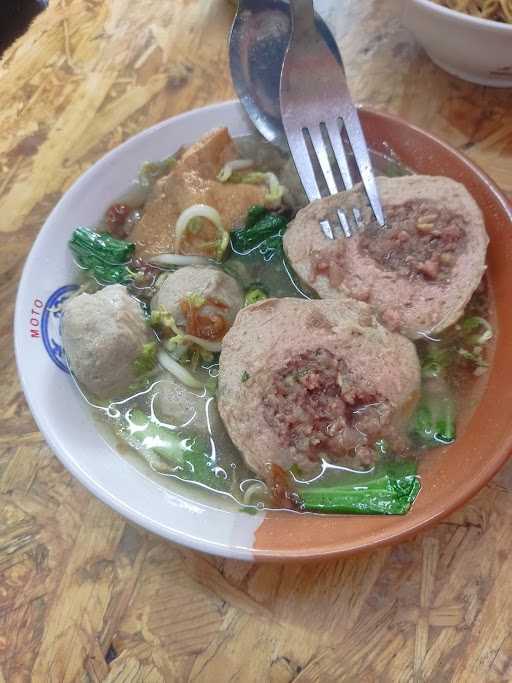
[
  {"xmin": 157, "ymin": 349, "xmax": 204, "ymax": 389},
  {"xmin": 217, "ymin": 159, "xmax": 254, "ymax": 182},
  {"xmin": 171, "ymin": 334, "xmax": 222, "ymax": 353},
  {"xmin": 174, "ymin": 204, "xmax": 228, "ymax": 260},
  {"xmin": 149, "ymin": 254, "xmax": 210, "ymax": 267},
  {"xmin": 241, "ymin": 480, "xmax": 268, "ymax": 505}
]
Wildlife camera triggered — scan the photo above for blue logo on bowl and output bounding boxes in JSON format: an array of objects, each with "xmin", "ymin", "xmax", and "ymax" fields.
[{"xmin": 41, "ymin": 285, "xmax": 79, "ymax": 373}]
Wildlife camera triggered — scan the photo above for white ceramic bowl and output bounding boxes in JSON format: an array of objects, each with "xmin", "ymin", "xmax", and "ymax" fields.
[
  {"xmin": 15, "ymin": 102, "xmax": 269, "ymax": 561},
  {"xmin": 402, "ymin": 0, "xmax": 512, "ymax": 87},
  {"xmin": 15, "ymin": 101, "xmax": 512, "ymax": 561}
]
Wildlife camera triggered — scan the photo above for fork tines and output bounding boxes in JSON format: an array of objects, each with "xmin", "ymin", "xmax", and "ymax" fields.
[{"xmin": 280, "ymin": 0, "xmax": 386, "ymax": 239}]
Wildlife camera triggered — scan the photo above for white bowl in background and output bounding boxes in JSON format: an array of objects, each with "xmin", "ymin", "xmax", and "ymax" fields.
[{"xmin": 402, "ymin": 0, "xmax": 512, "ymax": 87}]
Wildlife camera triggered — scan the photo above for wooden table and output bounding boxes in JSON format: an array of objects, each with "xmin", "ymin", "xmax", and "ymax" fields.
[{"xmin": 1, "ymin": 1, "xmax": 512, "ymax": 680}]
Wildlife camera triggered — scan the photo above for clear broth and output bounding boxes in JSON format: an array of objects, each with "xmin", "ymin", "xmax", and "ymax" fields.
[{"xmin": 71, "ymin": 135, "xmax": 492, "ymax": 513}]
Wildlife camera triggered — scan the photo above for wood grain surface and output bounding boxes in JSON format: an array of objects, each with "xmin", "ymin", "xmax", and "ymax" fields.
[{"xmin": 1, "ymin": 1, "xmax": 512, "ymax": 681}]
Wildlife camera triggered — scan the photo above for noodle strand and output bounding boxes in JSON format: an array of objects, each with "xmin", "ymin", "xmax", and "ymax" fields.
[{"xmin": 432, "ymin": 0, "xmax": 512, "ymax": 23}]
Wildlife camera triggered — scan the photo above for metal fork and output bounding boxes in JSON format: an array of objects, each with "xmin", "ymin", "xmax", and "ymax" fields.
[{"xmin": 279, "ymin": 0, "xmax": 385, "ymax": 238}]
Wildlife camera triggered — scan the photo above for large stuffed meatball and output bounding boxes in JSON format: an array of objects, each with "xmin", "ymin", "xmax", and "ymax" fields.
[
  {"xmin": 283, "ymin": 175, "xmax": 488, "ymax": 339},
  {"xmin": 218, "ymin": 297, "xmax": 421, "ymax": 477}
]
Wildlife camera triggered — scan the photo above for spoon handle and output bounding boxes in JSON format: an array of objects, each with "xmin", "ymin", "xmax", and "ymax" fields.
[
  {"xmin": 237, "ymin": 0, "xmax": 263, "ymax": 10},
  {"xmin": 289, "ymin": 0, "xmax": 315, "ymax": 21},
  {"xmin": 290, "ymin": 0, "xmax": 317, "ymax": 38}
]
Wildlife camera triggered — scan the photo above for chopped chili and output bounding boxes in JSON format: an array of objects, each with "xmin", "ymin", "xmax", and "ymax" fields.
[
  {"xmin": 106, "ymin": 203, "xmax": 131, "ymax": 237},
  {"xmin": 206, "ymin": 297, "xmax": 229, "ymax": 310},
  {"xmin": 130, "ymin": 256, "xmax": 159, "ymax": 287},
  {"xmin": 270, "ymin": 464, "xmax": 299, "ymax": 510},
  {"xmin": 179, "ymin": 297, "xmax": 231, "ymax": 341}
]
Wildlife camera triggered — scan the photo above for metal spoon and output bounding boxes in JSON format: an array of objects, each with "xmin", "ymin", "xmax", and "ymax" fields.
[{"xmin": 229, "ymin": 0, "xmax": 342, "ymax": 150}]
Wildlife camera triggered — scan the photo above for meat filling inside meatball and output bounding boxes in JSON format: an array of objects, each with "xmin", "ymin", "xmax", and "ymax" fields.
[
  {"xmin": 359, "ymin": 200, "xmax": 467, "ymax": 282},
  {"xmin": 310, "ymin": 200, "xmax": 467, "ymax": 290},
  {"xmin": 262, "ymin": 348, "xmax": 391, "ymax": 466},
  {"xmin": 311, "ymin": 240, "xmax": 346, "ymax": 290}
]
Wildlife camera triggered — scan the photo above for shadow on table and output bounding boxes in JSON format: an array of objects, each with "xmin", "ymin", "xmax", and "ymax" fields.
[{"xmin": 0, "ymin": 0, "xmax": 48, "ymax": 57}]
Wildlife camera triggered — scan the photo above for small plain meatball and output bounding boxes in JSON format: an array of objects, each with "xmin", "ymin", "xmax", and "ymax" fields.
[
  {"xmin": 153, "ymin": 378, "xmax": 210, "ymax": 435},
  {"xmin": 283, "ymin": 175, "xmax": 488, "ymax": 339},
  {"xmin": 62, "ymin": 284, "xmax": 151, "ymax": 398},
  {"xmin": 151, "ymin": 265, "xmax": 243, "ymax": 336},
  {"xmin": 154, "ymin": 377, "xmax": 232, "ymax": 452},
  {"xmin": 218, "ymin": 298, "xmax": 421, "ymax": 478}
]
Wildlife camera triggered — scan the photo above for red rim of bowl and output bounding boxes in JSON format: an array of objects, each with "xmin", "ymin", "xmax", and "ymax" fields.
[{"xmin": 251, "ymin": 106, "xmax": 512, "ymax": 561}]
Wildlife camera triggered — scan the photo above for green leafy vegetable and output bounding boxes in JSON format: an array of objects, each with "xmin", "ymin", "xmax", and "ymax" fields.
[
  {"xmin": 150, "ymin": 306, "xmax": 180, "ymax": 337},
  {"xmin": 261, "ymin": 233, "xmax": 285, "ymax": 253},
  {"xmin": 205, "ymin": 374, "xmax": 218, "ymax": 395},
  {"xmin": 184, "ymin": 292, "xmax": 206, "ymax": 309},
  {"xmin": 245, "ymin": 205, "xmax": 268, "ymax": 229},
  {"xmin": 227, "ymin": 172, "xmax": 285, "ymax": 208},
  {"xmin": 419, "ymin": 313, "xmax": 493, "ymax": 379},
  {"xmin": 384, "ymin": 159, "xmax": 409, "ymax": 178},
  {"xmin": 420, "ymin": 347, "xmax": 452, "ymax": 379},
  {"xmin": 128, "ymin": 408, "xmax": 184, "ymax": 463},
  {"xmin": 374, "ymin": 440, "xmax": 391, "ymax": 457},
  {"xmin": 240, "ymin": 506, "xmax": 259, "ymax": 515},
  {"xmin": 72, "ymin": 226, "xmax": 134, "ymax": 262},
  {"xmin": 138, "ymin": 156, "xmax": 176, "ymax": 188},
  {"xmin": 241, "ymin": 370, "xmax": 250, "ymax": 383},
  {"xmin": 458, "ymin": 348, "xmax": 488, "ymax": 368},
  {"xmin": 462, "ymin": 316, "xmax": 493, "ymax": 345},
  {"xmin": 409, "ymin": 396, "xmax": 456, "ymax": 446},
  {"xmin": 69, "ymin": 227, "xmax": 135, "ymax": 284},
  {"xmin": 244, "ymin": 284, "xmax": 268, "ymax": 306},
  {"xmin": 126, "ymin": 409, "xmax": 230, "ymax": 491},
  {"xmin": 231, "ymin": 208, "xmax": 288, "ymax": 253},
  {"xmin": 415, "ymin": 341, "xmax": 457, "ymax": 447},
  {"xmin": 133, "ymin": 342, "xmax": 157, "ymax": 377},
  {"xmin": 297, "ymin": 461, "xmax": 420, "ymax": 515}
]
